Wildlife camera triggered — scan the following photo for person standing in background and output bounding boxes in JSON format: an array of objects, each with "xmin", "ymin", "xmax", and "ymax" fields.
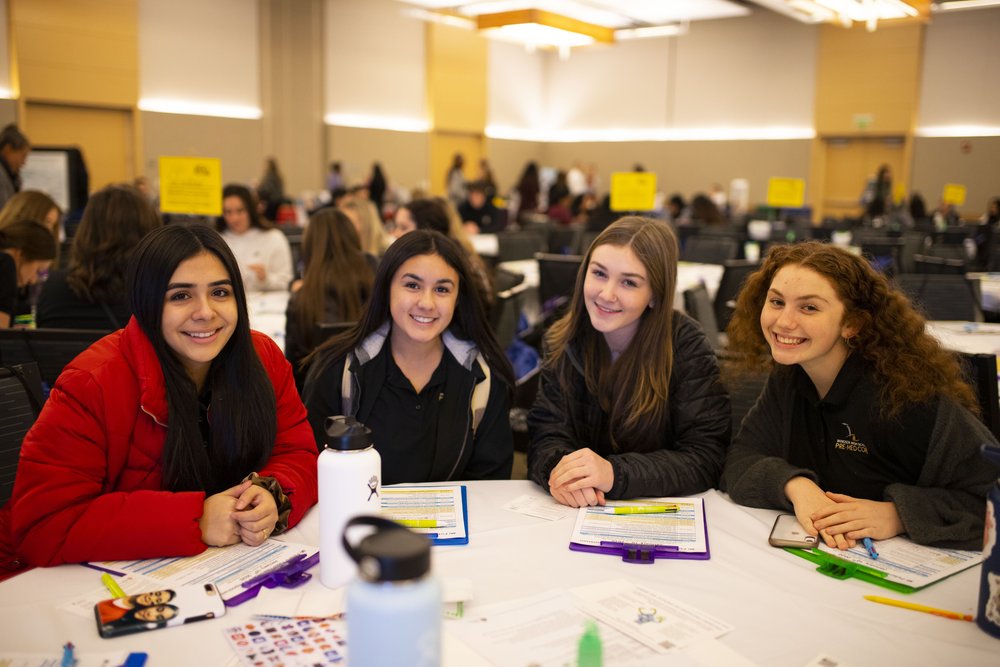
[
  {"xmin": 447, "ymin": 154, "xmax": 466, "ymax": 207},
  {"xmin": 326, "ymin": 161, "xmax": 344, "ymax": 195},
  {"xmin": 0, "ymin": 125, "xmax": 30, "ymax": 210},
  {"xmin": 257, "ymin": 158, "xmax": 286, "ymax": 223},
  {"xmin": 368, "ymin": 163, "xmax": 388, "ymax": 215},
  {"xmin": 862, "ymin": 164, "xmax": 893, "ymax": 219},
  {"xmin": 515, "ymin": 161, "xmax": 541, "ymax": 224}
]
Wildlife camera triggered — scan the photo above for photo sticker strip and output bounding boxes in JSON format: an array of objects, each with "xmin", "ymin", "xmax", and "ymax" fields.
[{"xmin": 224, "ymin": 618, "xmax": 347, "ymax": 666}]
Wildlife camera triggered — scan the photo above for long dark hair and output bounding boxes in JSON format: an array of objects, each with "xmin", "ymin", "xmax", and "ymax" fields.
[
  {"xmin": 545, "ymin": 216, "xmax": 678, "ymax": 451},
  {"xmin": 295, "ymin": 208, "xmax": 374, "ymax": 347},
  {"xmin": 305, "ymin": 230, "xmax": 514, "ymax": 391},
  {"xmin": 127, "ymin": 225, "xmax": 277, "ymax": 492},
  {"xmin": 68, "ymin": 185, "xmax": 162, "ymax": 303},
  {"xmin": 217, "ymin": 184, "xmax": 271, "ymax": 232}
]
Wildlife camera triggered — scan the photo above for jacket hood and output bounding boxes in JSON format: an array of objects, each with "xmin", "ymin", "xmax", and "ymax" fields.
[{"xmin": 352, "ymin": 321, "xmax": 482, "ymax": 373}]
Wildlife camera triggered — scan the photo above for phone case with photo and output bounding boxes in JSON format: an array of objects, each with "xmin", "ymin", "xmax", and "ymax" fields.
[{"xmin": 94, "ymin": 583, "xmax": 226, "ymax": 638}]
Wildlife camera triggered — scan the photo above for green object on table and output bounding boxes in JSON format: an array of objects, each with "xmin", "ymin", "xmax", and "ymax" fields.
[{"xmin": 577, "ymin": 620, "xmax": 603, "ymax": 667}]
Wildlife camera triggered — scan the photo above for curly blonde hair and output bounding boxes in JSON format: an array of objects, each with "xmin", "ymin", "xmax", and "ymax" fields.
[{"xmin": 726, "ymin": 241, "xmax": 977, "ymax": 417}]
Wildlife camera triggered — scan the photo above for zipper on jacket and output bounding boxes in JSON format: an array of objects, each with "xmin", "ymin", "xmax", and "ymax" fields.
[{"xmin": 444, "ymin": 380, "xmax": 475, "ymax": 480}]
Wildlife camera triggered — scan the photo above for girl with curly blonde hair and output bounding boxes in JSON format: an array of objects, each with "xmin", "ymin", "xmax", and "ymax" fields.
[{"xmin": 722, "ymin": 241, "xmax": 998, "ymax": 550}]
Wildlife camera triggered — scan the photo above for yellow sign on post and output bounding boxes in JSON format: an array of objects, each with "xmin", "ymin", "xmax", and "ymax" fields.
[
  {"xmin": 159, "ymin": 156, "xmax": 223, "ymax": 216},
  {"xmin": 942, "ymin": 183, "xmax": 966, "ymax": 207},
  {"xmin": 766, "ymin": 177, "xmax": 805, "ymax": 208},
  {"xmin": 610, "ymin": 172, "xmax": 657, "ymax": 212}
]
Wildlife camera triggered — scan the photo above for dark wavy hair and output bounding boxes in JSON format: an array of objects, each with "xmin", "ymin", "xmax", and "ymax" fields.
[
  {"xmin": 304, "ymin": 229, "xmax": 514, "ymax": 392},
  {"xmin": 217, "ymin": 184, "xmax": 271, "ymax": 232},
  {"xmin": 726, "ymin": 241, "xmax": 977, "ymax": 416},
  {"xmin": 68, "ymin": 184, "xmax": 162, "ymax": 303},
  {"xmin": 127, "ymin": 225, "xmax": 277, "ymax": 492},
  {"xmin": 545, "ymin": 216, "xmax": 678, "ymax": 451}
]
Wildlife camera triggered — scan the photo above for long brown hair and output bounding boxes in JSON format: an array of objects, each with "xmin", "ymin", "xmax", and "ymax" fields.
[
  {"xmin": 545, "ymin": 216, "xmax": 678, "ymax": 451},
  {"xmin": 294, "ymin": 208, "xmax": 374, "ymax": 348},
  {"xmin": 67, "ymin": 185, "xmax": 162, "ymax": 303},
  {"xmin": 727, "ymin": 241, "xmax": 977, "ymax": 416}
]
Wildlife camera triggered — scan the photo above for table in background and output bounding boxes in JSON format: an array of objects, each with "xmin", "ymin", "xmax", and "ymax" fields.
[
  {"xmin": 0, "ymin": 481, "xmax": 994, "ymax": 666},
  {"xmin": 246, "ymin": 290, "xmax": 289, "ymax": 353},
  {"xmin": 926, "ymin": 320, "xmax": 1000, "ymax": 356}
]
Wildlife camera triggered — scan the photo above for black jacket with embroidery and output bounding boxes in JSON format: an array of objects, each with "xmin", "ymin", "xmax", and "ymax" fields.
[{"xmin": 527, "ymin": 311, "xmax": 730, "ymax": 499}]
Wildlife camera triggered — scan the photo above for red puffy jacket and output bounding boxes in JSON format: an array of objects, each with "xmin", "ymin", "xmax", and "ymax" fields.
[{"xmin": 4, "ymin": 318, "xmax": 318, "ymax": 569}]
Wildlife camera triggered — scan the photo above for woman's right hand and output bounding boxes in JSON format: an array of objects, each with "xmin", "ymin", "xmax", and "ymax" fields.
[
  {"xmin": 199, "ymin": 480, "xmax": 253, "ymax": 547},
  {"xmin": 783, "ymin": 476, "xmax": 853, "ymax": 550}
]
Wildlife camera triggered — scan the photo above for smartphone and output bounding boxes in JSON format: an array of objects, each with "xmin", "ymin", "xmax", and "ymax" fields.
[
  {"xmin": 768, "ymin": 514, "xmax": 818, "ymax": 548},
  {"xmin": 95, "ymin": 583, "xmax": 225, "ymax": 638}
]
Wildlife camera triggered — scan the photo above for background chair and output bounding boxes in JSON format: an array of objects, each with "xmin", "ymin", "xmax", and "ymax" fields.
[
  {"xmin": 681, "ymin": 236, "xmax": 740, "ymax": 265},
  {"xmin": 957, "ymin": 351, "xmax": 1000, "ymax": 441},
  {"xmin": 0, "ymin": 362, "xmax": 44, "ymax": 506},
  {"xmin": 912, "ymin": 254, "xmax": 966, "ymax": 275},
  {"xmin": 717, "ymin": 354, "xmax": 770, "ymax": 437},
  {"xmin": 0, "ymin": 328, "xmax": 110, "ymax": 394},
  {"xmin": 490, "ymin": 282, "xmax": 531, "ymax": 351},
  {"xmin": 895, "ymin": 274, "xmax": 983, "ymax": 322},
  {"xmin": 713, "ymin": 259, "xmax": 759, "ymax": 331},
  {"xmin": 497, "ymin": 231, "xmax": 546, "ymax": 262},
  {"xmin": 683, "ymin": 284, "xmax": 722, "ymax": 349},
  {"xmin": 536, "ymin": 252, "xmax": 582, "ymax": 315}
]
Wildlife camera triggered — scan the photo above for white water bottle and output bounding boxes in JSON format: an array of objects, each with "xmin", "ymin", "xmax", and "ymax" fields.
[
  {"xmin": 318, "ymin": 416, "xmax": 381, "ymax": 589},
  {"xmin": 344, "ymin": 516, "xmax": 442, "ymax": 667}
]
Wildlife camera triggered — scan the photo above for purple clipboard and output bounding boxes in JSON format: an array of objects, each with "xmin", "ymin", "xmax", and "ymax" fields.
[{"xmin": 568, "ymin": 501, "xmax": 711, "ymax": 563}]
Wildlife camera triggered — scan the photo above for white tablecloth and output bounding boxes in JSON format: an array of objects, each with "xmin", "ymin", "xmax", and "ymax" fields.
[{"xmin": 0, "ymin": 482, "xmax": 995, "ymax": 666}]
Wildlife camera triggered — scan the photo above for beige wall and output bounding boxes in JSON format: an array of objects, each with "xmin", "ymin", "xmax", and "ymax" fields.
[
  {"xmin": 326, "ymin": 124, "xmax": 429, "ymax": 195},
  {"xmin": 912, "ymin": 136, "xmax": 1000, "ymax": 217},
  {"xmin": 140, "ymin": 111, "xmax": 263, "ymax": 188}
]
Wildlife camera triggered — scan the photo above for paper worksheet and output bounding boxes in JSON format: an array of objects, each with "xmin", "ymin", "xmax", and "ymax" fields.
[
  {"xmin": 448, "ymin": 579, "xmax": 740, "ymax": 667},
  {"xmin": 816, "ymin": 536, "xmax": 981, "ymax": 589},
  {"xmin": 381, "ymin": 485, "xmax": 468, "ymax": 544},
  {"xmin": 88, "ymin": 539, "xmax": 318, "ymax": 602},
  {"xmin": 502, "ymin": 493, "xmax": 578, "ymax": 521},
  {"xmin": 570, "ymin": 497, "xmax": 708, "ymax": 554}
]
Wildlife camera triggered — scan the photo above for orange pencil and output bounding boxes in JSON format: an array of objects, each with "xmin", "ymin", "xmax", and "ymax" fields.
[{"xmin": 864, "ymin": 595, "xmax": 973, "ymax": 622}]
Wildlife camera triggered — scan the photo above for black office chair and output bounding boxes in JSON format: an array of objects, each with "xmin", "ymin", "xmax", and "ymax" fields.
[
  {"xmin": 535, "ymin": 253, "xmax": 582, "ymax": 315},
  {"xmin": 717, "ymin": 353, "xmax": 770, "ymax": 437},
  {"xmin": 957, "ymin": 351, "xmax": 1000, "ymax": 441},
  {"xmin": 683, "ymin": 284, "xmax": 721, "ymax": 350},
  {"xmin": 713, "ymin": 259, "xmax": 759, "ymax": 331},
  {"xmin": 0, "ymin": 363, "xmax": 44, "ymax": 506},
  {"xmin": 681, "ymin": 236, "xmax": 739, "ymax": 265},
  {"xmin": 497, "ymin": 231, "xmax": 546, "ymax": 262},
  {"xmin": 547, "ymin": 227, "xmax": 581, "ymax": 255},
  {"xmin": 493, "ymin": 267, "xmax": 525, "ymax": 294},
  {"xmin": 912, "ymin": 254, "xmax": 966, "ymax": 275},
  {"xmin": 490, "ymin": 282, "xmax": 530, "ymax": 351},
  {"xmin": 895, "ymin": 274, "xmax": 983, "ymax": 322},
  {"xmin": 0, "ymin": 328, "xmax": 110, "ymax": 393},
  {"xmin": 857, "ymin": 237, "xmax": 905, "ymax": 275}
]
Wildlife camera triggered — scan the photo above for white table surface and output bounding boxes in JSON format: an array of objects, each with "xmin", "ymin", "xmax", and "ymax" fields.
[
  {"xmin": 0, "ymin": 481, "xmax": 995, "ymax": 666},
  {"xmin": 247, "ymin": 290, "xmax": 290, "ymax": 353},
  {"xmin": 926, "ymin": 320, "xmax": 1000, "ymax": 356}
]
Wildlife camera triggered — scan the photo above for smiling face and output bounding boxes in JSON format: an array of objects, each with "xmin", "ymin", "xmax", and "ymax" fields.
[
  {"xmin": 760, "ymin": 264, "xmax": 857, "ymax": 392},
  {"xmin": 389, "ymin": 253, "xmax": 458, "ymax": 350},
  {"xmin": 583, "ymin": 243, "xmax": 654, "ymax": 355},
  {"xmin": 133, "ymin": 605, "xmax": 176, "ymax": 622},
  {"xmin": 222, "ymin": 195, "xmax": 251, "ymax": 235},
  {"xmin": 161, "ymin": 251, "xmax": 238, "ymax": 390}
]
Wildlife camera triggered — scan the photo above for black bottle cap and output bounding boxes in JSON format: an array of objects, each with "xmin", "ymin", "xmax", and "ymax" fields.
[
  {"xmin": 324, "ymin": 416, "xmax": 372, "ymax": 451},
  {"xmin": 356, "ymin": 528, "xmax": 431, "ymax": 583}
]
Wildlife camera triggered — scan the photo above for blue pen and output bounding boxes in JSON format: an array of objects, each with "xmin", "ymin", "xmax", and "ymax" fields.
[
  {"xmin": 862, "ymin": 537, "xmax": 879, "ymax": 560},
  {"xmin": 61, "ymin": 642, "xmax": 75, "ymax": 667}
]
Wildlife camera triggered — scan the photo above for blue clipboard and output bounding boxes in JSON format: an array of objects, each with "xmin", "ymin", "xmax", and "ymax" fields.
[{"xmin": 382, "ymin": 484, "xmax": 469, "ymax": 546}]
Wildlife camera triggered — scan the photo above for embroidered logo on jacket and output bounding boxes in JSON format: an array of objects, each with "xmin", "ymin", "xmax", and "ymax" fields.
[{"xmin": 834, "ymin": 422, "xmax": 869, "ymax": 454}]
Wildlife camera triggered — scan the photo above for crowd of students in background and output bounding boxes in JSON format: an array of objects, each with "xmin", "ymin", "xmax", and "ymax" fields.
[{"xmin": 0, "ymin": 131, "xmax": 998, "ymax": 580}]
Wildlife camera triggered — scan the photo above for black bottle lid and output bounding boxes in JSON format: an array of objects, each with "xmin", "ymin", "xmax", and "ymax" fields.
[
  {"xmin": 344, "ymin": 516, "xmax": 431, "ymax": 582},
  {"xmin": 324, "ymin": 416, "xmax": 372, "ymax": 451}
]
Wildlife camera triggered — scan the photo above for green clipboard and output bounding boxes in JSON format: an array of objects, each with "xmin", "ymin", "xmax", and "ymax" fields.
[{"xmin": 785, "ymin": 547, "xmax": 916, "ymax": 594}]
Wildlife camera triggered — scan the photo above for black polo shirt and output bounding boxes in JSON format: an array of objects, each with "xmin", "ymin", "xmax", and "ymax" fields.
[
  {"xmin": 786, "ymin": 354, "xmax": 936, "ymax": 500},
  {"xmin": 364, "ymin": 349, "xmax": 448, "ymax": 485}
]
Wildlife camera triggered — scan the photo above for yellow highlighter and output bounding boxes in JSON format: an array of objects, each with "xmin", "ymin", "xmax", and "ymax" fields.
[
  {"xmin": 101, "ymin": 572, "xmax": 127, "ymax": 599},
  {"xmin": 396, "ymin": 519, "xmax": 440, "ymax": 529},
  {"xmin": 607, "ymin": 505, "xmax": 679, "ymax": 515}
]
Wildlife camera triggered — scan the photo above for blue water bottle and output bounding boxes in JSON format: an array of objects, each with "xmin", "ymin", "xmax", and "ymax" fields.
[
  {"xmin": 343, "ymin": 516, "xmax": 441, "ymax": 666},
  {"xmin": 977, "ymin": 445, "xmax": 1000, "ymax": 639}
]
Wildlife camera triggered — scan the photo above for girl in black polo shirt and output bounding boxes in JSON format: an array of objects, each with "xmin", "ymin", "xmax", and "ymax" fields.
[
  {"xmin": 302, "ymin": 230, "xmax": 514, "ymax": 485},
  {"xmin": 722, "ymin": 241, "xmax": 998, "ymax": 550}
]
